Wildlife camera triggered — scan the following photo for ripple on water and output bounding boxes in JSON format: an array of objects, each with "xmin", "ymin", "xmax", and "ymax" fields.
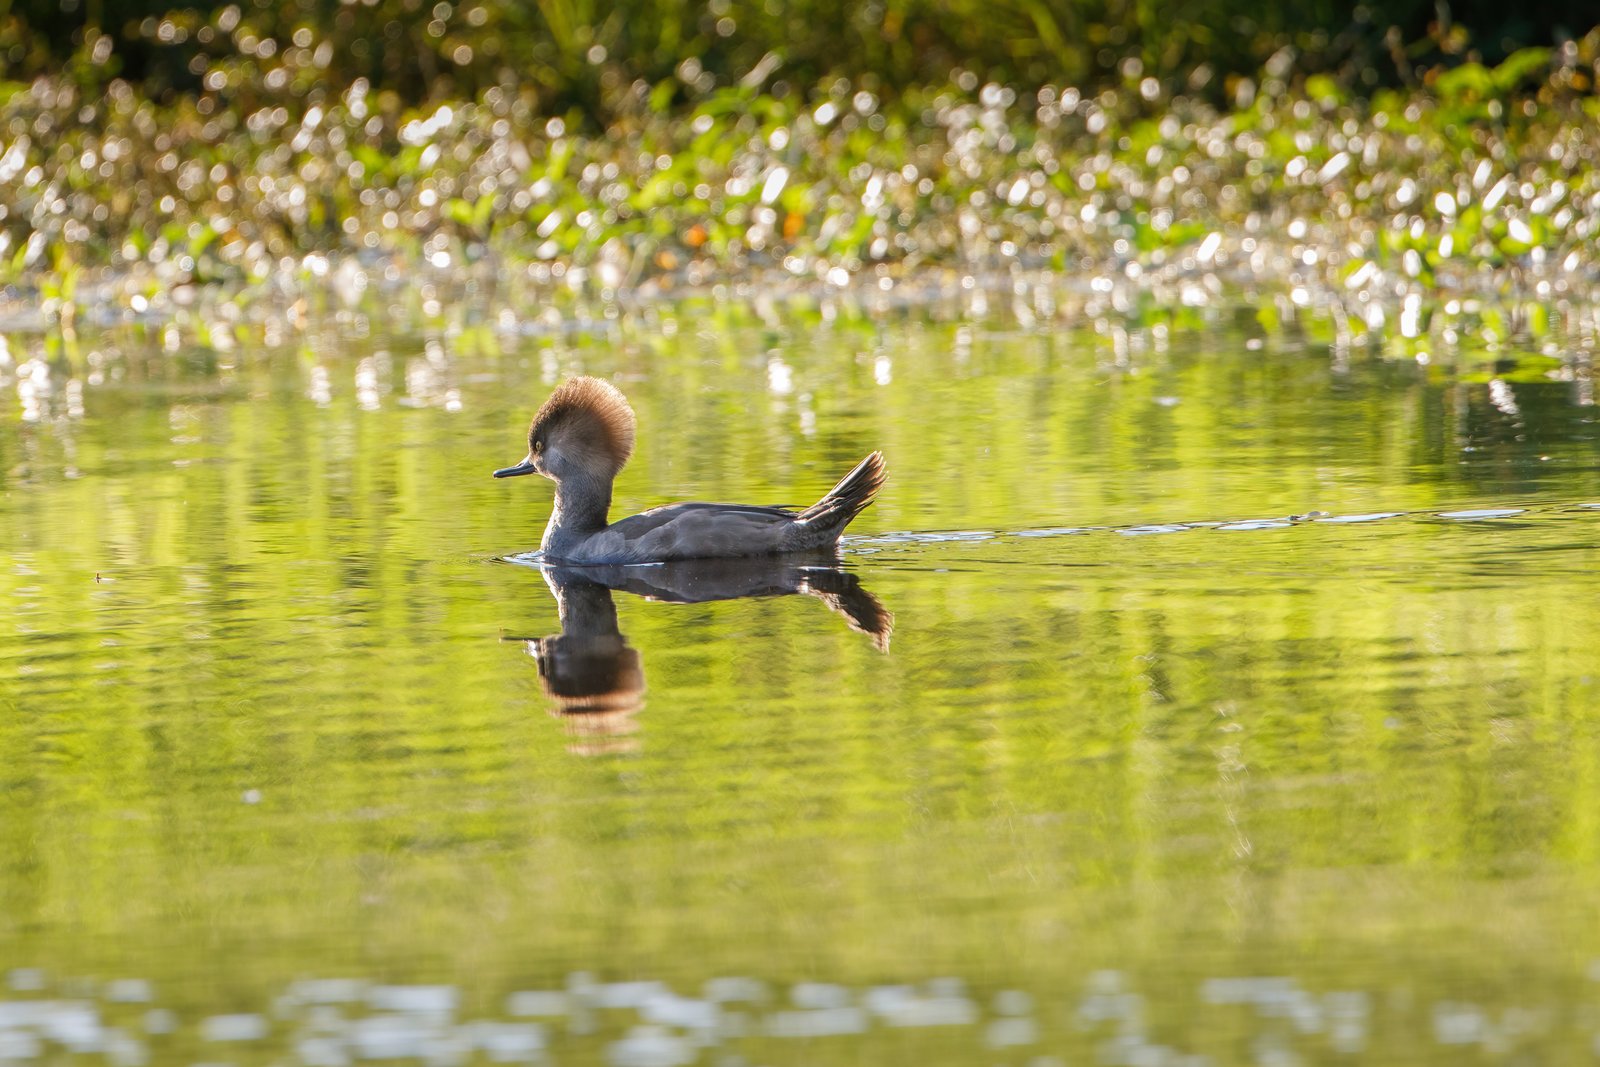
[
  {"xmin": 1216, "ymin": 519, "xmax": 1295, "ymax": 531},
  {"xmin": 1436, "ymin": 508, "xmax": 1527, "ymax": 520},
  {"xmin": 857, "ymin": 530, "xmax": 996, "ymax": 544},
  {"xmin": 1315, "ymin": 512, "xmax": 1404, "ymax": 524},
  {"xmin": 1117, "ymin": 524, "xmax": 1192, "ymax": 536},
  {"xmin": 838, "ymin": 498, "xmax": 1598, "ymax": 579}
]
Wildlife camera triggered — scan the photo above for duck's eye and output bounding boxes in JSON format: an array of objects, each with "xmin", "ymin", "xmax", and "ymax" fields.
[{"xmin": 532, "ymin": 438, "xmax": 544, "ymax": 453}]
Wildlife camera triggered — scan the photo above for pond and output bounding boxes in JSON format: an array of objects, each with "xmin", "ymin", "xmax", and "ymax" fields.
[{"xmin": 2, "ymin": 290, "xmax": 1599, "ymax": 1065}]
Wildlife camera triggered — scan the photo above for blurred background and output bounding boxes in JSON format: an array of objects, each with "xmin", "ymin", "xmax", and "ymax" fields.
[{"xmin": 4, "ymin": 0, "xmax": 1598, "ymax": 112}]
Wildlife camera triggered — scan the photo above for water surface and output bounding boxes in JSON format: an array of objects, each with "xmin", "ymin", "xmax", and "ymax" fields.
[{"xmin": 3, "ymin": 299, "xmax": 1599, "ymax": 1064}]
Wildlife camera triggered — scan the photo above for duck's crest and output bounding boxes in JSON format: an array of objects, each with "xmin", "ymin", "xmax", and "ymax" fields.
[{"xmin": 533, "ymin": 376, "xmax": 636, "ymax": 470}]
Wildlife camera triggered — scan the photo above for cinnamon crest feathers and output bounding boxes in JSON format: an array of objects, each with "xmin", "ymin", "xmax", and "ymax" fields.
[{"xmin": 529, "ymin": 376, "xmax": 636, "ymax": 474}]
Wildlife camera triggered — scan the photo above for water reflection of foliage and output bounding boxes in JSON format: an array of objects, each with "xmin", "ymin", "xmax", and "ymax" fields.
[{"xmin": 2, "ymin": 310, "xmax": 1600, "ymax": 1052}]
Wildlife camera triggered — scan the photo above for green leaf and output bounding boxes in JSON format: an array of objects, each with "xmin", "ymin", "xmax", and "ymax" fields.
[
  {"xmin": 545, "ymin": 140, "xmax": 574, "ymax": 182},
  {"xmin": 649, "ymin": 80, "xmax": 676, "ymax": 114},
  {"xmin": 1492, "ymin": 48, "xmax": 1551, "ymax": 93},
  {"xmin": 190, "ymin": 225, "xmax": 219, "ymax": 258},
  {"xmin": 1434, "ymin": 62, "xmax": 1494, "ymax": 102},
  {"xmin": 1305, "ymin": 74, "xmax": 1344, "ymax": 108},
  {"xmin": 472, "ymin": 194, "xmax": 495, "ymax": 232}
]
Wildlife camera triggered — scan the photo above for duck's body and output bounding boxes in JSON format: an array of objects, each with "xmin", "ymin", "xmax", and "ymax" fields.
[
  {"xmin": 542, "ymin": 477, "xmax": 879, "ymax": 564},
  {"xmin": 494, "ymin": 377, "xmax": 885, "ymax": 564}
]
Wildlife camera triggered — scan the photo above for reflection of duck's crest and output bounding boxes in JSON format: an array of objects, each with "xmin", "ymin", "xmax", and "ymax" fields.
[{"xmin": 528, "ymin": 631, "xmax": 643, "ymax": 714}]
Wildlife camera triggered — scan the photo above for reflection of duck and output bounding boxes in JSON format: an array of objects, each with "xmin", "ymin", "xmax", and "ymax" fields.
[
  {"xmin": 508, "ymin": 557, "xmax": 893, "ymax": 752},
  {"xmin": 493, "ymin": 377, "xmax": 885, "ymax": 563},
  {"xmin": 555, "ymin": 555, "xmax": 893, "ymax": 652}
]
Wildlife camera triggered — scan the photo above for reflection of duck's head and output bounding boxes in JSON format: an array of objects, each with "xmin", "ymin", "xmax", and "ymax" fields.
[
  {"xmin": 529, "ymin": 630, "xmax": 643, "ymax": 714},
  {"xmin": 492, "ymin": 376, "xmax": 635, "ymax": 484},
  {"xmin": 510, "ymin": 573, "xmax": 645, "ymax": 754}
]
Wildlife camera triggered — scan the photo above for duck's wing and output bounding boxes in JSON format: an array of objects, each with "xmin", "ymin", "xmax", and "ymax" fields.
[{"xmin": 580, "ymin": 502, "xmax": 799, "ymax": 563}]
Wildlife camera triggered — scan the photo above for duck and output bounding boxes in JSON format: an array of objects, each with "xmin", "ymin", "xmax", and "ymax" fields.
[{"xmin": 493, "ymin": 376, "xmax": 885, "ymax": 564}]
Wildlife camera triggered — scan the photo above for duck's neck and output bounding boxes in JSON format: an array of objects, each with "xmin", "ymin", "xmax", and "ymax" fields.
[{"xmin": 542, "ymin": 470, "xmax": 613, "ymax": 556}]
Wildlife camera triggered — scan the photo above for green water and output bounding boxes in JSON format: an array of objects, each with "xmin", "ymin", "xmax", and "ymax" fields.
[{"xmin": 3, "ymin": 298, "xmax": 1600, "ymax": 1065}]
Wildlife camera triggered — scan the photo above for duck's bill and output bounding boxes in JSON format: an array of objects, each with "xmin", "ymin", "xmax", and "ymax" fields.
[{"xmin": 493, "ymin": 456, "xmax": 538, "ymax": 478}]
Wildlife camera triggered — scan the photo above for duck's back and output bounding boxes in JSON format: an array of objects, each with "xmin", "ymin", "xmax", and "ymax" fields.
[
  {"xmin": 543, "ymin": 452, "xmax": 885, "ymax": 564},
  {"xmin": 568, "ymin": 502, "xmax": 802, "ymax": 564}
]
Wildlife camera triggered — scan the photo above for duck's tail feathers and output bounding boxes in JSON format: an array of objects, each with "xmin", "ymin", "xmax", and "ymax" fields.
[{"xmin": 793, "ymin": 452, "xmax": 886, "ymax": 542}]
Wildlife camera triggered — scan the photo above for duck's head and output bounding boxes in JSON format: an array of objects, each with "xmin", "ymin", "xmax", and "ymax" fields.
[{"xmin": 493, "ymin": 376, "xmax": 636, "ymax": 484}]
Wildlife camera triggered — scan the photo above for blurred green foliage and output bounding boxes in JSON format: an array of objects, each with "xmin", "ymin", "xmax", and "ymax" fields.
[
  {"xmin": 4, "ymin": 33, "xmax": 1598, "ymax": 327},
  {"xmin": 0, "ymin": 0, "xmax": 1597, "ymax": 304},
  {"xmin": 1, "ymin": 0, "xmax": 1597, "ymax": 113}
]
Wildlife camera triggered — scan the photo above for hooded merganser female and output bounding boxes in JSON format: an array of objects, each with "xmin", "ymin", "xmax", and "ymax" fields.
[{"xmin": 493, "ymin": 376, "xmax": 886, "ymax": 564}]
